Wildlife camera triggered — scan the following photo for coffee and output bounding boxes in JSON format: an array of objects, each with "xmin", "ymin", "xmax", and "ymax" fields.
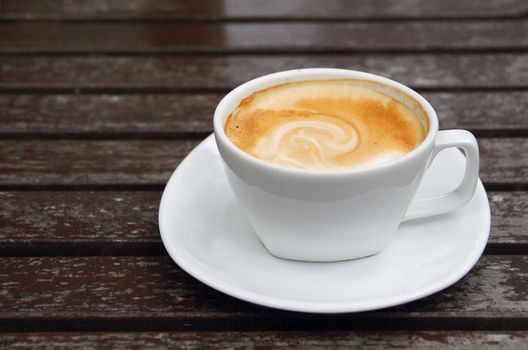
[{"xmin": 225, "ymin": 79, "xmax": 427, "ymax": 170}]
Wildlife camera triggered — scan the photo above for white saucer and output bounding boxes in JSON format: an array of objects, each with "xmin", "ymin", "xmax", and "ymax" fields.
[{"xmin": 159, "ymin": 135, "xmax": 490, "ymax": 313}]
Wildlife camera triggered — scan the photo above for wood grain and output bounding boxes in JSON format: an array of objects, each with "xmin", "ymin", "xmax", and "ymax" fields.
[
  {"xmin": 0, "ymin": 191, "xmax": 525, "ymax": 248},
  {"xmin": 1, "ymin": 331, "xmax": 527, "ymax": 349},
  {"xmin": 0, "ymin": 138, "xmax": 525, "ymax": 186},
  {"xmin": 1, "ymin": 92, "xmax": 526, "ymax": 135},
  {"xmin": 479, "ymin": 138, "xmax": 528, "ymax": 185},
  {"xmin": 489, "ymin": 192, "xmax": 528, "ymax": 246},
  {"xmin": 0, "ymin": 192, "xmax": 161, "ymax": 243},
  {"xmin": 0, "ymin": 256, "xmax": 526, "ymax": 330},
  {"xmin": 1, "ymin": 21, "xmax": 526, "ymax": 53},
  {"xmin": 0, "ymin": 140, "xmax": 198, "ymax": 186},
  {"xmin": 0, "ymin": 94, "xmax": 220, "ymax": 135},
  {"xmin": 0, "ymin": 54, "xmax": 526, "ymax": 91},
  {"xmin": 1, "ymin": 0, "xmax": 526, "ymax": 20}
]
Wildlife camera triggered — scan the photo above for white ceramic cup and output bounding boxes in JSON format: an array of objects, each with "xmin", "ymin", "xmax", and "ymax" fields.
[{"xmin": 213, "ymin": 69, "xmax": 479, "ymax": 262}]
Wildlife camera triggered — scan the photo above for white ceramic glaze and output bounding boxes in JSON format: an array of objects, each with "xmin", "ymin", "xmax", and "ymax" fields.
[
  {"xmin": 158, "ymin": 135, "xmax": 490, "ymax": 313},
  {"xmin": 213, "ymin": 69, "xmax": 480, "ymax": 261}
]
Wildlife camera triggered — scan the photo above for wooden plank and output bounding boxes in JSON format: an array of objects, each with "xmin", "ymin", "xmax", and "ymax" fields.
[
  {"xmin": 0, "ymin": 192, "xmax": 161, "ymax": 243},
  {"xmin": 0, "ymin": 191, "xmax": 525, "ymax": 249},
  {"xmin": 479, "ymin": 138, "xmax": 528, "ymax": 185},
  {"xmin": 489, "ymin": 192, "xmax": 528, "ymax": 246},
  {"xmin": 1, "ymin": 92, "xmax": 526, "ymax": 135},
  {"xmin": 0, "ymin": 94, "xmax": 220, "ymax": 135},
  {"xmin": 1, "ymin": 21, "xmax": 527, "ymax": 53},
  {"xmin": 1, "ymin": 0, "xmax": 527, "ymax": 20},
  {"xmin": 0, "ymin": 256, "xmax": 526, "ymax": 329},
  {"xmin": 0, "ymin": 138, "xmax": 525, "ymax": 186},
  {"xmin": 0, "ymin": 54, "xmax": 527, "ymax": 91},
  {"xmin": 0, "ymin": 140, "xmax": 198, "ymax": 186},
  {"xmin": 1, "ymin": 331, "xmax": 527, "ymax": 349}
]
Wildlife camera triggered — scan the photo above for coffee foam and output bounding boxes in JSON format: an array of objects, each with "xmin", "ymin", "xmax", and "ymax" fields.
[{"xmin": 225, "ymin": 80, "xmax": 428, "ymax": 170}]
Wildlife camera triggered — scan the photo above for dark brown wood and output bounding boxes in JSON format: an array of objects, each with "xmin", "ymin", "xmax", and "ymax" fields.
[
  {"xmin": 0, "ymin": 92, "xmax": 526, "ymax": 135},
  {"xmin": 0, "ymin": 54, "xmax": 526, "ymax": 91},
  {"xmin": 0, "ymin": 94, "xmax": 221, "ymax": 135},
  {"xmin": 1, "ymin": 0, "xmax": 526, "ymax": 20},
  {"xmin": 423, "ymin": 92, "xmax": 528, "ymax": 135},
  {"xmin": 479, "ymin": 138, "xmax": 528, "ymax": 185},
  {"xmin": 489, "ymin": 192, "xmax": 528, "ymax": 246},
  {"xmin": 0, "ymin": 140, "xmax": 198, "ymax": 186},
  {"xmin": 0, "ymin": 331, "xmax": 527, "ymax": 349},
  {"xmin": 0, "ymin": 138, "xmax": 524, "ymax": 186},
  {"xmin": 1, "ymin": 21, "xmax": 526, "ymax": 53},
  {"xmin": 0, "ymin": 191, "xmax": 525, "ymax": 247},
  {"xmin": 0, "ymin": 256, "xmax": 526, "ymax": 329},
  {"xmin": 0, "ymin": 192, "xmax": 160, "ymax": 243}
]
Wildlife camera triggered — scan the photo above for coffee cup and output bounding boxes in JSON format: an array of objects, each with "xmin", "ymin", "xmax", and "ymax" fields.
[{"xmin": 213, "ymin": 69, "xmax": 479, "ymax": 262}]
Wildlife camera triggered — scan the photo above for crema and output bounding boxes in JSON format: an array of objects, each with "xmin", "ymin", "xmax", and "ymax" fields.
[{"xmin": 225, "ymin": 80, "xmax": 427, "ymax": 170}]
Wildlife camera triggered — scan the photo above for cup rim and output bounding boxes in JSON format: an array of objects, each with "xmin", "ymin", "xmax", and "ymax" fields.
[{"xmin": 213, "ymin": 68, "xmax": 439, "ymax": 178}]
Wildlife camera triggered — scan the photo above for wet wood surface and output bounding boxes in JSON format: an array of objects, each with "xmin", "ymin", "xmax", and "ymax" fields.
[
  {"xmin": 2, "ymin": 0, "xmax": 527, "ymax": 20},
  {"xmin": 1, "ymin": 21, "xmax": 527, "ymax": 53},
  {"xmin": 1, "ymin": 54, "xmax": 527, "ymax": 91},
  {"xmin": 0, "ymin": 138, "xmax": 526, "ymax": 186},
  {"xmin": 1, "ymin": 331, "xmax": 527, "ymax": 349},
  {"xmin": 0, "ymin": 0, "xmax": 527, "ymax": 348}
]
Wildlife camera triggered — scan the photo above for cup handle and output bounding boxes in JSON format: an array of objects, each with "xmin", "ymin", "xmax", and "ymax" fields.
[{"xmin": 403, "ymin": 130, "xmax": 479, "ymax": 221}]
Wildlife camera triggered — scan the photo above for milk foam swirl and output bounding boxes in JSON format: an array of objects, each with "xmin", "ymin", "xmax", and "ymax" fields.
[
  {"xmin": 225, "ymin": 80, "xmax": 427, "ymax": 170},
  {"xmin": 253, "ymin": 118, "xmax": 359, "ymax": 169}
]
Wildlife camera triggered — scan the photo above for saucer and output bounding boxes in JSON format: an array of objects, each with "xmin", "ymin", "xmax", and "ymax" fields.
[{"xmin": 159, "ymin": 135, "xmax": 490, "ymax": 313}]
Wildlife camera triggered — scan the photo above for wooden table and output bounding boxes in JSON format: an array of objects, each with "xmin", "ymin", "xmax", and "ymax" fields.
[{"xmin": 1, "ymin": 1, "xmax": 527, "ymax": 348}]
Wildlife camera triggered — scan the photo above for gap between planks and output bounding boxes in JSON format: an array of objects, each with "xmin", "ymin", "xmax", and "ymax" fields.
[
  {"xmin": 2, "ymin": 87, "xmax": 528, "ymax": 95},
  {"xmin": 0, "ymin": 131, "xmax": 526, "ymax": 140},
  {"xmin": 0, "ymin": 183, "xmax": 527, "ymax": 193},
  {"xmin": 2, "ymin": 48, "xmax": 528, "ymax": 55},
  {"xmin": 0, "ymin": 242, "xmax": 524, "ymax": 258},
  {"xmin": 1, "ymin": 16, "xmax": 528, "ymax": 23},
  {"xmin": 1, "ymin": 316, "xmax": 528, "ymax": 332}
]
